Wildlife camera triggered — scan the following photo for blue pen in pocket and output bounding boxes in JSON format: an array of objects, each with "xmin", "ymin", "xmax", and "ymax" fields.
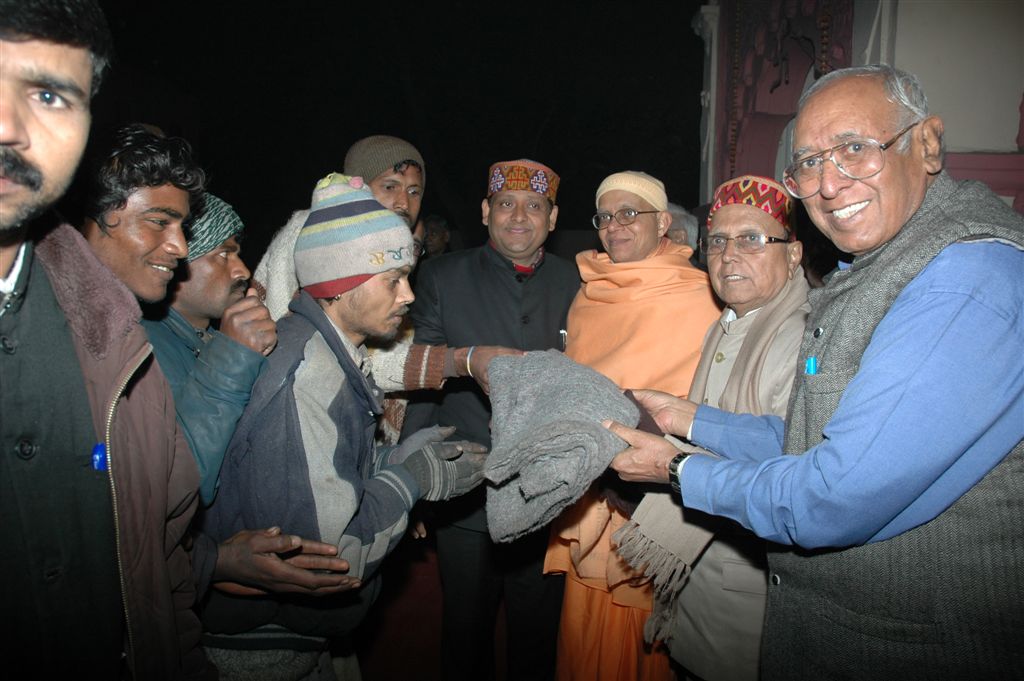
[{"xmin": 91, "ymin": 442, "xmax": 108, "ymax": 471}]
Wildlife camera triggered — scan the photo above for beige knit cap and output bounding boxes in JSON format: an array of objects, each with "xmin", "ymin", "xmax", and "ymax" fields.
[{"xmin": 595, "ymin": 171, "xmax": 668, "ymax": 211}]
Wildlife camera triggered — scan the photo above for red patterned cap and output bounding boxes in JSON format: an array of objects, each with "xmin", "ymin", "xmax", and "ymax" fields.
[
  {"xmin": 709, "ymin": 175, "xmax": 793, "ymax": 230},
  {"xmin": 486, "ymin": 159, "xmax": 560, "ymax": 203}
]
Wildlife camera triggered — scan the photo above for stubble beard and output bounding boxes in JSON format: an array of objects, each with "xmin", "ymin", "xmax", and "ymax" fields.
[{"xmin": 0, "ymin": 148, "xmax": 64, "ymax": 234}]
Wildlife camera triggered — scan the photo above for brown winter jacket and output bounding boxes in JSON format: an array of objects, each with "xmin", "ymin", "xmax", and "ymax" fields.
[{"xmin": 35, "ymin": 223, "xmax": 204, "ymax": 679}]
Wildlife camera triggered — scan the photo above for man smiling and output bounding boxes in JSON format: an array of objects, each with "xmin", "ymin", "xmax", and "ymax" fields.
[
  {"xmin": 545, "ymin": 170, "xmax": 719, "ymax": 680},
  {"xmin": 81, "ymin": 125, "xmax": 204, "ymax": 302},
  {"xmin": 607, "ymin": 65, "xmax": 1024, "ymax": 678},
  {"xmin": 402, "ymin": 159, "xmax": 580, "ymax": 680}
]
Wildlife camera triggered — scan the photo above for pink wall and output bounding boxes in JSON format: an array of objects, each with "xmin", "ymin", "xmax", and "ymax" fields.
[{"xmin": 714, "ymin": 0, "xmax": 853, "ymax": 187}]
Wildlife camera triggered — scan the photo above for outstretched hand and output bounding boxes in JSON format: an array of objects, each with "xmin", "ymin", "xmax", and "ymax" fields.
[
  {"xmin": 605, "ymin": 420, "xmax": 679, "ymax": 484},
  {"xmin": 213, "ymin": 526, "xmax": 360, "ymax": 597},
  {"xmin": 628, "ymin": 389, "xmax": 699, "ymax": 437},
  {"xmin": 459, "ymin": 345, "xmax": 524, "ymax": 394}
]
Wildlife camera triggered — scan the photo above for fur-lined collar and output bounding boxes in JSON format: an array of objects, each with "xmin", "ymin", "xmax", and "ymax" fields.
[{"xmin": 33, "ymin": 220, "xmax": 141, "ymax": 361}]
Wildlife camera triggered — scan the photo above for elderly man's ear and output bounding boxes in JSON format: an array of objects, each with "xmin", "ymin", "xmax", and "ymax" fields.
[
  {"xmin": 657, "ymin": 211, "xmax": 672, "ymax": 238},
  {"xmin": 786, "ymin": 240, "xmax": 804, "ymax": 279},
  {"xmin": 919, "ymin": 115, "xmax": 945, "ymax": 175}
]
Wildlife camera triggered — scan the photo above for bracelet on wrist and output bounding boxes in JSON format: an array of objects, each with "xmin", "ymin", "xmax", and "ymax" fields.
[{"xmin": 466, "ymin": 346, "xmax": 476, "ymax": 379}]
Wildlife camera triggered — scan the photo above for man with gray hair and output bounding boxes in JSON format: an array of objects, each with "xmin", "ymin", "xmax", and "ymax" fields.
[{"xmin": 606, "ymin": 64, "xmax": 1024, "ymax": 678}]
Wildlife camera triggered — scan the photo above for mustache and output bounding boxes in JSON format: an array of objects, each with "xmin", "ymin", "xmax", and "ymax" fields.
[
  {"xmin": 392, "ymin": 208, "xmax": 413, "ymax": 227},
  {"xmin": 0, "ymin": 148, "xmax": 44, "ymax": 191},
  {"xmin": 230, "ymin": 278, "xmax": 249, "ymax": 295}
]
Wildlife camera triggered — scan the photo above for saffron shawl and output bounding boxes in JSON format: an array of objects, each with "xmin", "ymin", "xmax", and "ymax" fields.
[{"xmin": 545, "ymin": 239, "xmax": 721, "ymax": 605}]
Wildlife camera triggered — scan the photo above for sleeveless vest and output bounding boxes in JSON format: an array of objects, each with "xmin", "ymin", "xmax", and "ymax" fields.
[{"xmin": 762, "ymin": 173, "xmax": 1024, "ymax": 680}]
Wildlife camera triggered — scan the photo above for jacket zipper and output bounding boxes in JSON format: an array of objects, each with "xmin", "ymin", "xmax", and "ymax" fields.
[{"xmin": 104, "ymin": 345, "xmax": 152, "ymax": 668}]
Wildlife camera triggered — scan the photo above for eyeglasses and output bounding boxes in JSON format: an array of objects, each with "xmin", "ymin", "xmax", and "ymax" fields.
[
  {"xmin": 782, "ymin": 121, "xmax": 920, "ymax": 199},
  {"xmin": 591, "ymin": 208, "xmax": 659, "ymax": 230},
  {"xmin": 700, "ymin": 232, "xmax": 790, "ymax": 255}
]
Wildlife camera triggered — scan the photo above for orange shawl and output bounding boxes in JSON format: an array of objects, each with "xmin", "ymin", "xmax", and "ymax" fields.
[{"xmin": 545, "ymin": 238, "xmax": 721, "ymax": 607}]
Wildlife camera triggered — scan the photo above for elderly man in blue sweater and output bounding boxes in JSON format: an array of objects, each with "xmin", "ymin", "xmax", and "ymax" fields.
[{"xmin": 607, "ymin": 64, "xmax": 1024, "ymax": 679}]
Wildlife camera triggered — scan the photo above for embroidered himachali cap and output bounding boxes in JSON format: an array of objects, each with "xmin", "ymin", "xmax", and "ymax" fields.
[
  {"xmin": 708, "ymin": 175, "xmax": 793, "ymax": 230},
  {"xmin": 595, "ymin": 171, "xmax": 668, "ymax": 211},
  {"xmin": 186, "ymin": 193, "xmax": 244, "ymax": 262},
  {"xmin": 294, "ymin": 173, "xmax": 414, "ymax": 299},
  {"xmin": 343, "ymin": 134, "xmax": 425, "ymax": 185},
  {"xmin": 486, "ymin": 159, "xmax": 560, "ymax": 203}
]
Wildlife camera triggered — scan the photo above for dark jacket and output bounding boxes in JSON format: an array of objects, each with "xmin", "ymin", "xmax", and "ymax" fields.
[
  {"xmin": 36, "ymin": 223, "xmax": 204, "ymax": 679},
  {"xmin": 200, "ymin": 291, "xmax": 418, "ymax": 641},
  {"xmin": 143, "ymin": 307, "xmax": 265, "ymax": 505},
  {"xmin": 401, "ymin": 244, "xmax": 580, "ymax": 529}
]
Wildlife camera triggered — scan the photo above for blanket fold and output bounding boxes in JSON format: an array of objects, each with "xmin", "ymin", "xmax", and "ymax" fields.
[{"xmin": 484, "ymin": 350, "xmax": 639, "ymax": 543}]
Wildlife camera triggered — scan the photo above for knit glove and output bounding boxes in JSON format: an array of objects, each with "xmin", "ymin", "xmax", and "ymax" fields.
[
  {"xmin": 401, "ymin": 445, "xmax": 487, "ymax": 502},
  {"xmin": 386, "ymin": 425, "xmax": 463, "ymax": 467}
]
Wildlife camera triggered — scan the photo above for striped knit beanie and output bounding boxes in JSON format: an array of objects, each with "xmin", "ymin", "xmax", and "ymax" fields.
[
  {"xmin": 343, "ymin": 135, "xmax": 425, "ymax": 185},
  {"xmin": 187, "ymin": 193, "xmax": 244, "ymax": 262},
  {"xmin": 708, "ymin": 175, "xmax": 793, "ymax": 230},
  {"xmin": 294, "ymin": 173, "xmax": 414, "ymax": 298}
]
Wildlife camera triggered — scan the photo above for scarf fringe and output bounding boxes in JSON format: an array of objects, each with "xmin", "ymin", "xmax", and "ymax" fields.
[{"xmin": 613, "ymin": 520, "xmax": 692, "ymax": 643}]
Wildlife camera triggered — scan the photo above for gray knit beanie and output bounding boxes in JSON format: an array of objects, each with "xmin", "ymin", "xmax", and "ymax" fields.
[
  {"xmin": 343, "ymin": 135, "xmax": 425, "ymax": 186},
  {"xmin": 187, "ymin": 193, "xmax": 244, "ymax": 262}
]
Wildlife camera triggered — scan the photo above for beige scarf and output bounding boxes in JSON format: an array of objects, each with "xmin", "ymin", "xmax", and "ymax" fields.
[{"xmin": 614, "ymin": 267, "xmax": 810, "ymax": 642}]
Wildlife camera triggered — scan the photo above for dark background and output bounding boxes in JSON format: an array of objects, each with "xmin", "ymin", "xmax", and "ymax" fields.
[{"xmin": 91, "ymin": 1, "xmax": 708, "ymax": 266}]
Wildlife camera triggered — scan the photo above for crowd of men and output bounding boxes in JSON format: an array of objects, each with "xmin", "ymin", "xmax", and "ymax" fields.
[{"xmin": 2, "ymin": 1, "xmax": 1021, "ymax": 680}]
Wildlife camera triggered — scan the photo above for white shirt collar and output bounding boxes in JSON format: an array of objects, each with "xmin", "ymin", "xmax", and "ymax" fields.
[{"xmin": 0, "ymin": 243, "xmax": 27, "ymax": 295}]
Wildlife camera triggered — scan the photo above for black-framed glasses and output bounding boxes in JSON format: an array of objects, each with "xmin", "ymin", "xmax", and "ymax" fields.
[
  {"xmin": 782, "ymin": 121, "xmax": 920, "ymax": 199},
  {"xmin": 591, "ymin": 208, "xmax": 659, "ymax": 230},
  {"xmin": 700, "ymin": 232, "xmax": 790, "ymax": 255}
]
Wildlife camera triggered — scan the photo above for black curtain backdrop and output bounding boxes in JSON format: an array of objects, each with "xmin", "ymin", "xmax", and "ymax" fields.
[{"xmin": 91, "ymin": 1, "xmax": 707, "ymax": 265}]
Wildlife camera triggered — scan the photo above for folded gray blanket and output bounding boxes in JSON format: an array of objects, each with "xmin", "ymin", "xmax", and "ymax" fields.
[{"xmin": 484, "ymin": 350, "xmax": 639, "ymax": 543}]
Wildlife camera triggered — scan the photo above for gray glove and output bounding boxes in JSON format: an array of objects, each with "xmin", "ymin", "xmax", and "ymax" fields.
[
  {"xmin": 402, "ymin": 443, "xmax": 488, "ymax": 501},
  {"xmin": 387, "ymin": 425, "xmax": 459, "ymax": 466}
]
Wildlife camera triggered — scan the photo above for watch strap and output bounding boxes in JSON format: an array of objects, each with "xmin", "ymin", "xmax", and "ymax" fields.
[{"xmin": 668, "ymin": 451, "xmax": 689, "ymax": 495}]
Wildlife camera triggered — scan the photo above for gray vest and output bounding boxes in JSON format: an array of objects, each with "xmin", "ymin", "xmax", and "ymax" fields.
[{"xmin": 761, "ymin": 173, "xmax": 1024, "ymax": 680}]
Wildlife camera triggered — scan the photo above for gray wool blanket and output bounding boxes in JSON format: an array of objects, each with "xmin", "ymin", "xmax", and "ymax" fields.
[{"xmin": 484, "ymin": 350, "xmax": 640, "ymax": 543}]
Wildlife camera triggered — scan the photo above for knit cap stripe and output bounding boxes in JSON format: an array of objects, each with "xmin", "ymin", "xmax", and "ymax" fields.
[
  {"xmin": 298, "ymin": 230, "xmax": 409, "ymax": 261},
  {"xmin": 312, "ymin": 192, "xmax": 383, "ymax": 214},
  {"xmin": 296, "ymin": 213, "xmax": 405, "ymax": 250}
]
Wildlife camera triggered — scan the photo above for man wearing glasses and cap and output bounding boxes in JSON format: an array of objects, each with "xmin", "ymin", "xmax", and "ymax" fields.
[
  {"xmin": 606, "ymin": 64, "xmax": 1024, "ymax": 678},
  {"xmin": 545, "ymin": 170, "xmax": 720, "ymax": 680}
]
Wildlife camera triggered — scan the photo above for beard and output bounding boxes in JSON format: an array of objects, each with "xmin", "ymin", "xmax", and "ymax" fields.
[
  {"xmin": 0, "ymin": 147, "xmax": 59, "ymax": 233},
  {"xmin": 364, "ymin": 305, "xmax": 410, "ymax": 343}
]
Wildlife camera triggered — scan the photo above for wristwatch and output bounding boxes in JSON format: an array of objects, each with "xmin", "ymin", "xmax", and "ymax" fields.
[{"xmin": 667, "ymin": 451, "xmax": 690, "ymax": 496}]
